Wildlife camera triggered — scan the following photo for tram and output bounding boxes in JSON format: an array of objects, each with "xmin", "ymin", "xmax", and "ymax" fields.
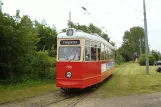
[{"xmin": 56, "ymin": 28, "xmax": 115, "ymax": 91}]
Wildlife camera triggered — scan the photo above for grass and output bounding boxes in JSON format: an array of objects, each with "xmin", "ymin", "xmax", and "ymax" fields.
[
  {"xmin": 95, "ymin": 62, "xmax": 161, "ymax": 98},
  {"xmin": 0, "ymin": 79, "xmax": 58, "ymax": 104}
]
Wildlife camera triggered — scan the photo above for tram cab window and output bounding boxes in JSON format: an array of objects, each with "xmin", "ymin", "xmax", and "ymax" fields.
[{"xmin": 58, "ymin": 46, "xmax": 81, "ymax": 61}]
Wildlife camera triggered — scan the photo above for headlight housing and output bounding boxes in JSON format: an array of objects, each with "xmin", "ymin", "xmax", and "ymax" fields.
[{"xmin": 66, "ymin": 71, "xmax": 72, "ymax": 78}]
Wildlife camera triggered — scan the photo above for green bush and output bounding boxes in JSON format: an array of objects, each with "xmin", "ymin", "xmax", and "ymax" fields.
[
  {"xmin": 115, "ymin": 51, "xmax": 124, "ymax": 65},
  {"xmin": 48, "ymin": 50, "xmax": 57, "ymax": 57},
  {"xmin": 139, "ymin": 54, "xmax": 155, "ymax": 66},
  {"xmin": 35, "ymin": 51, "xmax": 56, "ymax": 79}
]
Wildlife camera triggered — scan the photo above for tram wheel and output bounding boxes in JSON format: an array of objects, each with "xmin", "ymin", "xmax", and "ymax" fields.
[{"xmin": 60, "ymin": 87, "xmax": 70, "ymax": 93}]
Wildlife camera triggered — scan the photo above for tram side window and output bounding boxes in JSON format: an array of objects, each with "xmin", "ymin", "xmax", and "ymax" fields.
[
  {"xmin": 85, "ymin": 40, "xmax": 90, "ymax": 61},
  {"xmin": 98, "ymin": 48, "xmax": 101, "ymax": 60},
  {"xmin": 112, "ymin": 49, "xmax": 115, "ymax": 59},
  {"xmin": 104, "ymin": 45, "xmax": 107, "ymax": 60},
  {"xmin": 106, "ymin": 46, "xmax": 109, "ymax": 60},
  {"xmin": 109, "ymin": 48, "xmax": 111, "ymax": 59},
  {"xmin": 85, "ymin": 40, "xmax": 90, "ymax": 46},
  {"xmin": 97, "ymin": 43, "xmax": 101, "ymax": 60},
  {"xmin": 91, "ymin": 47, "xmax": 96, "ymax": 61},
  {"xmin": 109, "ymin": 48, "xmax": 113, "ymax": 60},
  {"xmin": 100, "ymin": 44, "xmax": 105, "ymax": 60},
  {"xmin": 85, "ymin": 47, "xmax": 90, "ymax": 61}
]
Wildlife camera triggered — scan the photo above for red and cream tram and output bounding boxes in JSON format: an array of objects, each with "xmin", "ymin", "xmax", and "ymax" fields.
[{"xmin": 56, "ymin": 28, "xmax": 115, "ymax": 91}]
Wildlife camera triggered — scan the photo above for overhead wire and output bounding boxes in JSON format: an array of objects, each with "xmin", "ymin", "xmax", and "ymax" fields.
[
  {"xmin": 119, "ymin": 0, "xmax": 143, "ymax": 14},
  {"xmin": 64, "ymin": 0, "xmax": 143, "ymax": 44},
  {"xmin": 74, "ymin": 0, "xmax": 122, "ymax": 44},
  {"xmin": 74, "ymin": 0, "xmax": 103, "ymax": 27}
]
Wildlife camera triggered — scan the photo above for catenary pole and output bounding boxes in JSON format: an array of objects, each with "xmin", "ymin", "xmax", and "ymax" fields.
[
  {"xmin": 143, "ymin": 0, "xmax": 149, "ymax": 74},
  {"xmin": 69, "ymin": 11, "xmax": 72, "ymax": 28}
]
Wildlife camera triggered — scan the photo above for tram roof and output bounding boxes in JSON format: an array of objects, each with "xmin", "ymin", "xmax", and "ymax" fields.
[{"xmin": 57, "ymin": 29, "xmax": 116, "ymax": 50}]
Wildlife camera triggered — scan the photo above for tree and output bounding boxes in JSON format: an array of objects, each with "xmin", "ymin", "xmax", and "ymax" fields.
[
  {"xmin": 35, "ymin": 21, "xmax": 57, "ymax": 52},
  {"xmin": 101, "ymin": 33, "xmax": 110, "ymax": 42},
  {"xmin": 0, "ymin": 0, "xmax": 3, "ymax": 10},
  {"xmin": 88, "ymin": 23, "xmax": 102, "ymax": 36},
  {"xmin": 0, "ymin": 10, "xmax": 38, "ymax": 80},
  {"xmin": 118, "ymin": 26, "xmax": 145, "ymax": 61},
  {"xmin": 151, "ymin": 50, "xmax": 161, "ymax": 61}
]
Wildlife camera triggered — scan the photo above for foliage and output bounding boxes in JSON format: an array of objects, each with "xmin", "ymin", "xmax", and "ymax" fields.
[
  {"xmin": 115, "ymin": 51, "xmax": 124, "ymax": 64},
  {"xmin": 34, "ymin": 51, "xmax": 56, "ymax": 79},
  {"xmin": 138, "ymin": 54, "xmax": 155, "ymax": 66},
  {"xmin": 0, "ymin": 0, "xmax": 3, "ymax": 10},
  {"xmin": 118, "ymin": 26, "xmax": 145, "ymax": 62},
  {"xmin": 35, "ymin": 21, "xmax": 57, "ymax": 52},
  {"xmin": 0, "ymin": 10, "xmax": 56, "ymax": 83},
  {"xmin": 151, "ymin": 50, "xmax": 161, "ymax": 61}
]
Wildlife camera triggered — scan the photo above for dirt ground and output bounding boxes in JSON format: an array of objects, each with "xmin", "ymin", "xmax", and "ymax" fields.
[{"xmin": 1, "ymin": 91, "xmax": 161, "ymax": 107}]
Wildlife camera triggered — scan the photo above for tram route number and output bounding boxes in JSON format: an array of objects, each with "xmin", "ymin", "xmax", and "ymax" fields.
[
  {"xmin": 60, "ymin": 40, "xmax": 80, "ymax": 45},
  {"xmin": 66, "ymin": 66, "xmax": 72, "ymax": 69}
]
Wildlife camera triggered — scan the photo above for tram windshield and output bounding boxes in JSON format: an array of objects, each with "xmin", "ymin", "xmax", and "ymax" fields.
[{"xmin": 58, "ymin": 46, "xmax": 81, "ymax": 61}]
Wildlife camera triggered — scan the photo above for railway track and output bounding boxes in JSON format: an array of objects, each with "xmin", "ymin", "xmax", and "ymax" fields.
[
  {"xmin": 37, "ymin": 89, "xmax": 94, "ymax": 107},
  {"xmin": 113, "ymin": 62, "xmax": 130, "ymax": 74},
  {"xmin": 42, "ymin": 88, "xmax": 94, "ymax": 107}
]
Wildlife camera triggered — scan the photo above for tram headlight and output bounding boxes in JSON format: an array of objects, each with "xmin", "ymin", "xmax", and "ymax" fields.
[{"xmin": 66, "ymin": 71, "xmax": 72, "ymax": 78}]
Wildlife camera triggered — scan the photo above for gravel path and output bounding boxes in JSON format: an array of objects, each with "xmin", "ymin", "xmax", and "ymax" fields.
[
  {"xmin": 1, "ymin": 92, "xmax": 161, "ymax": 107},
  {"xmin": 74, "ymin": 92, "xmax": 161, "ymax": 107}
]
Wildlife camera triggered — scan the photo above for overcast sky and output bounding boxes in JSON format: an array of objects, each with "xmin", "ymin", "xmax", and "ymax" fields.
[{"xmin": 2, "ymin": 0, "xmax": 161, "ymax": 52}]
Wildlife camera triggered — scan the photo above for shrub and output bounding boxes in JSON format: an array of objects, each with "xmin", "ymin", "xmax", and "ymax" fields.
[
  {"xmin": 139, "ymin": 54, "xmax": 155, "ymax": 66},
  {"xmin": 115, "ymin": 51, "xmax": 124, "ymax": 65},
  {"xmin": 33, "ymin": 51, "xmax": 56, "ymax": 79}
]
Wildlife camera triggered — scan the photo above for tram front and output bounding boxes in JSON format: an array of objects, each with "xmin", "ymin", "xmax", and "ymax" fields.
[{"xmin": 56, "ymin": 29, "xmax": 84, "ymax": 89}]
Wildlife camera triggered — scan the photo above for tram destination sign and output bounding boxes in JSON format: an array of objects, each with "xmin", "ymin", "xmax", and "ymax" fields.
[{"xmin": 60, "ymin": 40, "xmax": 80, "ymax": 45}]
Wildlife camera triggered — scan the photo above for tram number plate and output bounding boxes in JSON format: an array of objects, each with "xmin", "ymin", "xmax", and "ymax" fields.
[{"xmin": 60, "ymin": 40, "xmax": 80, "ymax": 45}]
